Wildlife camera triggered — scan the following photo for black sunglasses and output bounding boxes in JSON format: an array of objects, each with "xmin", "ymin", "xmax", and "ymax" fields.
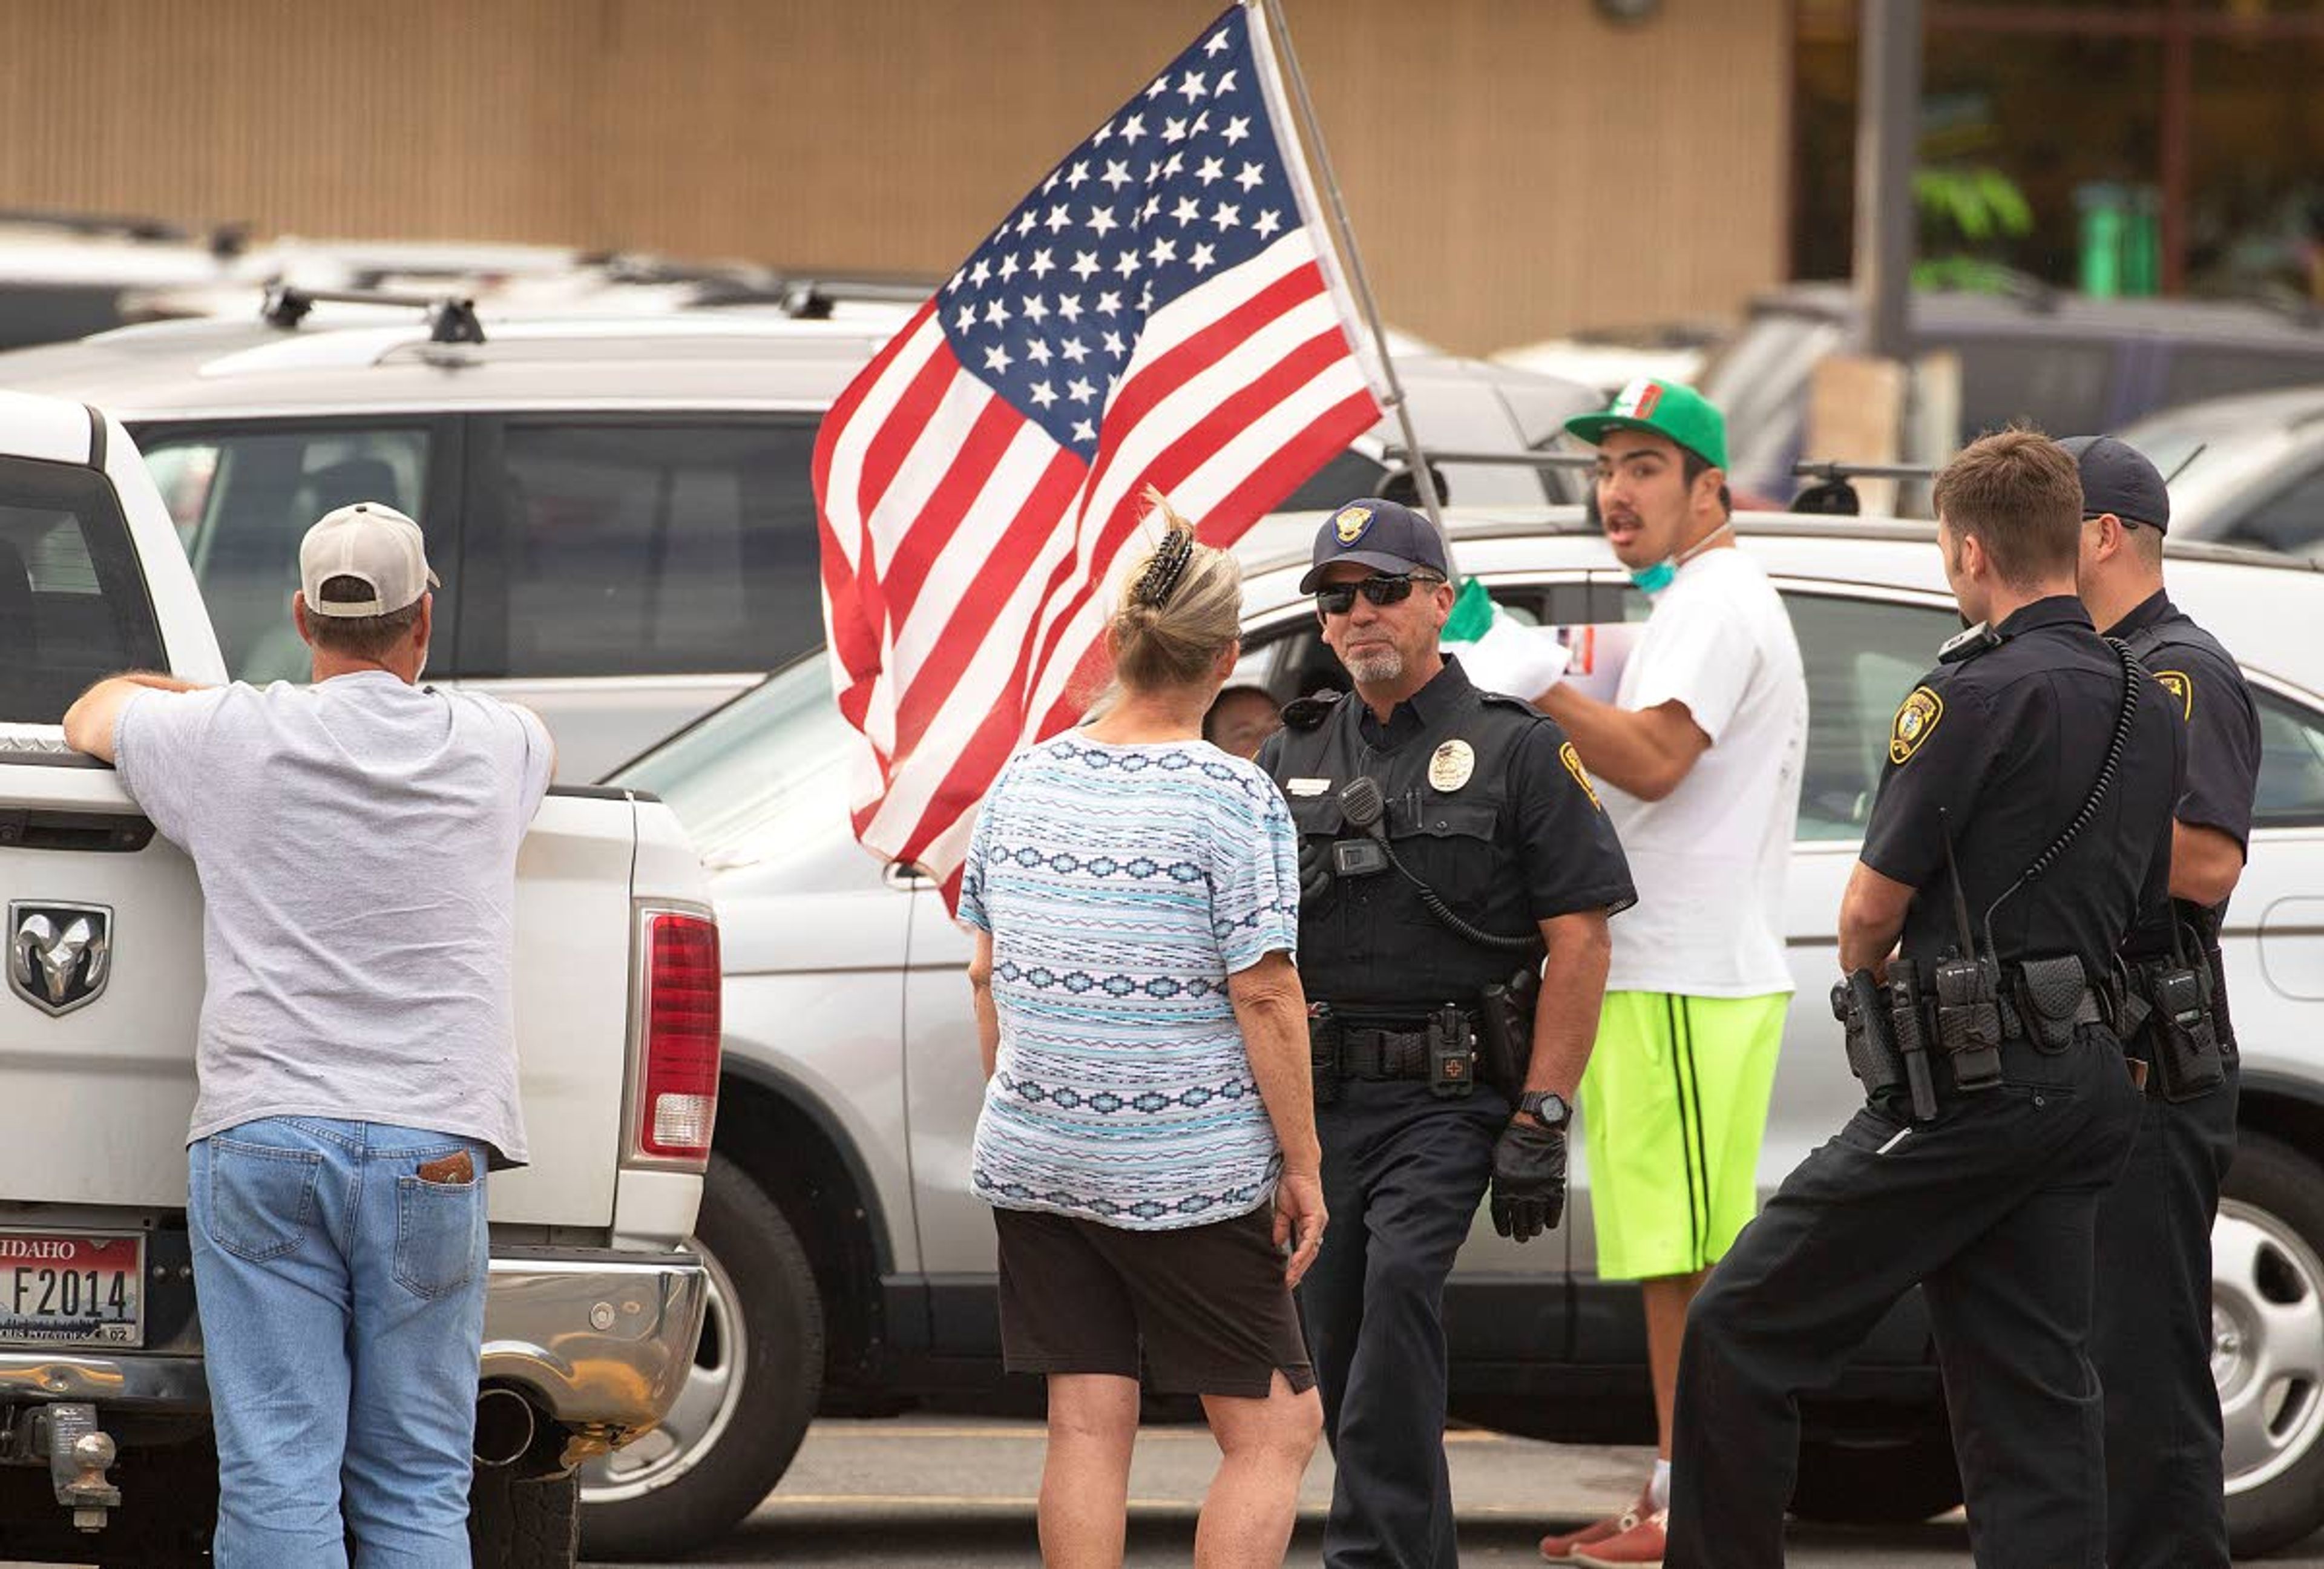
[{"xmin": 1315, "ymin": 572, "xmax": 1443, "ymax": 616}]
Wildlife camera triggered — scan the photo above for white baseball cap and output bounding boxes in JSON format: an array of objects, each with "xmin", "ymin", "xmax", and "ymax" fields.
[{"xmin": 298, "ymin": 502, "xmax": 440, "ymax": 617}]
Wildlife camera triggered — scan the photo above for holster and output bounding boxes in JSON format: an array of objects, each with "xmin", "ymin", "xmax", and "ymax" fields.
[
  {"xmin": 1834, "ymin": 969, "xmax": 1903, "ymax": 1100},
  {"xmin": 1307, "ymin": 1004, "xmax": 1342, "ymax": 1108},
  {"xmin": 1932, "ymin": 952, "xmax": 2004, "ymax": 1090},
  {"xmin": 1476, "ymin": 969, "xmax": 1538, "ymax": 1102}
]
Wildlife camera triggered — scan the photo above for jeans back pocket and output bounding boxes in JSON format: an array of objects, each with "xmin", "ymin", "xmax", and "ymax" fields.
[
  {"xmin": 393, "ymin": 1168, "xmax": 485, "ymax": 1299},
  {"xmin": 206, "ymin": 1140, "xmax": 324, "ymax": 1263}
]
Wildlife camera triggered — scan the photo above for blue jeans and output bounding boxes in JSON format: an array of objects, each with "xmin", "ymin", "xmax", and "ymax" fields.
[{"xmin": 189, "ymin": 1117, "xmax": 490, "ymax": 1568}]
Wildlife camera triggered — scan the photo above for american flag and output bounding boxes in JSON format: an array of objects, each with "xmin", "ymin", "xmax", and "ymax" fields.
[{"xmin": 814, "ymin": 1, "xmax": 1387, "ymax": 903}]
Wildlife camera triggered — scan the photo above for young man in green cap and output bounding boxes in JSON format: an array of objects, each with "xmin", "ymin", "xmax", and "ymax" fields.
[{"xmin": 1530, "ymin": 380, "xmax": 1807, "ymax": 1567}]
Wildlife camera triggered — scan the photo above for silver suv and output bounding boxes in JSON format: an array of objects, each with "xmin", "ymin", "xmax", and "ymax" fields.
[
  {"xmin": 0, "ymin": 308, "xmax": 1597, "ymax": 780},
  {"xmin": 609, "ymin": 507, "xmax": 2324, "ymax": 1560}
]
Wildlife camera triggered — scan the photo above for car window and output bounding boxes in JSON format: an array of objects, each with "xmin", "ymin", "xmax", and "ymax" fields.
[
  {"xmin": 2221, "ymin": 463, "xmax": 2324, "ymax": 561},
  {"xmin": 612, "ymin": 656, "xmax": 888, "ymax": 893},
  {"xmin": 1781, "ymin": 591, "xmax": 1963, "ymax": 842},
  {"xmin": 1952, "ymin": 337, "xmax": 2113, "ymax": 440},
  {"xmin": 2254, "ymin": 685, "xmax": 2324, "ymax": 828},
  {"xmin": 133, "ymin": 425, "xmax": 433, "ymax": 683},
  {"xmin": 482, "ymin": 419, "xmax": 821, "ymax": 679},
  {"xmin": 1279, "ymin": 448, "xmax": 1389, "ymax": 513},
  {"xmin": 0, "ymin": 455, "xmax": 166, "ymax": 726},
  {"xmin": 2159, "ymin": 347, "xmax": 2324, "ymax": 411}
]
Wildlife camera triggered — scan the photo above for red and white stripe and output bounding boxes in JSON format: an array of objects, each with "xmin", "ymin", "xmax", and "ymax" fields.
[{"xmin": 815, "ymin": 228, "xmax": 1381, "ymax": 903}]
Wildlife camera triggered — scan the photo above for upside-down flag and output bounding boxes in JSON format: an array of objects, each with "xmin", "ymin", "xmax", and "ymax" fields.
[{"xmin": 813, "ymin": 1, "xmax": 1388, "ymax": 903}]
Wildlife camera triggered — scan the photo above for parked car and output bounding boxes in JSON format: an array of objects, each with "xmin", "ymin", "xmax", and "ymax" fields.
[
  {"xmin": 1705, "ymin": 281, "xmax": 2324, "ymax": 502},
  {"xmin": 0, "ymin": 212, "xmax": 238, "ymax": 350},
  {"xmin": 115, "ymin": 238, "xmax": 821, "ymax": 325},
  {"xmin": 0, "ymin": 389, "xmax": 715, "ymax": 1565},
  {"xmin": 2113, "ymin": 384, "xmax": 2324, "ymax": 562},
  {"xmin": 0, "ymin": 309, "xmax": 1597, "ymax": 781},
  {"xmin": 605, "ymin": 504, "xmax": 2324, "ymax": 1557},
  {"xmin": 1491, "ymin": 318, "xmax": 1727, "ymax": 400}
]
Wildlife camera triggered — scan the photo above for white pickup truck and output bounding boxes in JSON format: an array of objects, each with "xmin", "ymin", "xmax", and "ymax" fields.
[{"xmin": 0, "ymin": 389, "xmax": 715, "ymax": 1567}]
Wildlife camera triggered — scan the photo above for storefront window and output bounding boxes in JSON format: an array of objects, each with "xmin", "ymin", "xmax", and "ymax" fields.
[{"xmin": 1792, "ymin": 4, "xmax": 2324, "ymax": 302}]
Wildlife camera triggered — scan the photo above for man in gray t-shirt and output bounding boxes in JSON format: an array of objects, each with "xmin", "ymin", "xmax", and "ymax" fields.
[{"xmin": 64, "ymin": 501, "xmax": 552, "ymax": 1566}]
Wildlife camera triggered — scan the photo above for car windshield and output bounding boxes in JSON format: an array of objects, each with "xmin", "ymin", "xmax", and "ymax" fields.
[
  {"xmin": 615, "ymin": 654, "xmax": 850, "ymax": 867},
  {"xmin": 1698, "ymin": 309, "xmax": 1848, "ymax": 496},
  {"xmin": 2116, "ymin": 419, "xmax": 2218, "ymax": 492}
]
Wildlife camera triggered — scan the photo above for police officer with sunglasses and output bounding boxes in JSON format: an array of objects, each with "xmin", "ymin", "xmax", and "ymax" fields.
[{"xmin": 1256, "ymin": 498, "xmax": 1635, "ymax": 1568}]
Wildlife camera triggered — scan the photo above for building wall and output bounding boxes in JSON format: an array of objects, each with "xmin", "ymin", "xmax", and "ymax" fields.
[{"xmin": 0, "ymin": 0, "xmax": 1789, "ymax": 354}]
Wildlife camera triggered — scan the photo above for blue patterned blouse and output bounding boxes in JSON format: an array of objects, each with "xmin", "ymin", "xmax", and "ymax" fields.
[{"xmin": 959, "ymin": 732, "xmax": 1301, "ymax": 1230}]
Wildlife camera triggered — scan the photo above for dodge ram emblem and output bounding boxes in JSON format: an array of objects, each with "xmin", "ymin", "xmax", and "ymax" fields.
[{"xmin": 8, "ymin": 903, "xmax": 113, "ymax": 1017}]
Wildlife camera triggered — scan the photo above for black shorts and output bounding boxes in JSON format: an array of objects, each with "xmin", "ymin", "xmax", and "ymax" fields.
[{"xmin": 994, "ymin": 1203, "xmax": 1316, "ymax": 1400}]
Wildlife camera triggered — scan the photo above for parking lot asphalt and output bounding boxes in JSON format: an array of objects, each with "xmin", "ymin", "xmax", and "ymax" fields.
[{"xmin": 591, "ymin": 1418, "xmax": 2324, "ymax": 1567}]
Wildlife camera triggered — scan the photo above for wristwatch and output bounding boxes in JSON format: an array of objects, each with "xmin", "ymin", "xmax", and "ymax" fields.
[{"xmin": 1517, "ymin": 1090, "xmax": 1572, "ymax": 1130}]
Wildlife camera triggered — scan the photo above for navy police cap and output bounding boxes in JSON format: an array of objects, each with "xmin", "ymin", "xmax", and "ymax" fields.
[
  {"xmin": 2060, "ymin": 435, "xmax": 2171, "ymax": 535},
  {"xmin": 1298, "ymin": 496, "xmax": 1451, "ymax": 593}
]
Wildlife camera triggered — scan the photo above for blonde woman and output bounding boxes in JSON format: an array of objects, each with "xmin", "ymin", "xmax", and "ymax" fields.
[{"xmin": 960, "ymin": 493, "xmax": 1326, "ymax": 1569}]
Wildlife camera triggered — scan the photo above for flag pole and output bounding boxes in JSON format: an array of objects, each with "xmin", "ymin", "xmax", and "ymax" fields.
[{"xmin": 1252, "ymin": 0, "xmax": 1455, "ymax": 570}]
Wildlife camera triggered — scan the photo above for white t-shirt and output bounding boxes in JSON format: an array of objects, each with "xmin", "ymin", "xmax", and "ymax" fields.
[
  {"xmin": 113, "ymin": 673, "xmax": 554, "ymax": 1164},
  {"xmin": 1598, "ymin": 548, "xmax": 1807, "ymax": 997}
]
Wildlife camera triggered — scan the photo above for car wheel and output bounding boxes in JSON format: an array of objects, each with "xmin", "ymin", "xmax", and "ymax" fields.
[
  {"xmin": 1787, "ymin": 1427, "xmax": 1963, "ymax": 1524},
  {"xmin": 579, "ymin": 1152, "xmax": 826, "ymax": 1559},
  {"xmin": 2219, "ymin": 1133, "xmax": 2324, "ymax": 1557}
]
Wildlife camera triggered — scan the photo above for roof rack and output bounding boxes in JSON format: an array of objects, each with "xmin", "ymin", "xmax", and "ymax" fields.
[
  {"xmin": 1380, "ymin": 446, "xmax": 1595, "ymax": 470},
  {"xmin": 259, "ymin": 285, "xmax": 486, "ymax": 345},
  {"xmin": 1788, "ymin": 458, "xmax": 1939, "ymax": 516}
]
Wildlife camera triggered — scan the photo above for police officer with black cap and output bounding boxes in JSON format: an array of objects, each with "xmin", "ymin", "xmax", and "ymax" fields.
[
  {"xmin": 1256, "ymin": 497, "xmax": 1633, "ymax": 1568},
  {"xmin": 1666, "ymin": 430, "xmax": 2186, "ymax": 1569},
  {"xmin": 2069, "ymin": 433, "xmax": 2262, "ymax": 1569}
]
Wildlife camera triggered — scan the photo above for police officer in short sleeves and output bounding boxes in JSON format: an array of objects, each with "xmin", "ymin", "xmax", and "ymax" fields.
[
  {"xmin": 1256, "ymin": 498, "xmax": 1633, "ymax": 1569},
  {"xmin": 1666, "ymin": 432, "xmax": 2185, "ymax": 1569},
  {"xmin": 2069, "ymin": 435, "xmax": 2263, "ymax": 1569}
]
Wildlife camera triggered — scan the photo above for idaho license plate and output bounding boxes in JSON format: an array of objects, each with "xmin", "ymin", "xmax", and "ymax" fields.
[{"xmin": 0, "ymin": 1232, "xmax": 144, "ymax": 1347}]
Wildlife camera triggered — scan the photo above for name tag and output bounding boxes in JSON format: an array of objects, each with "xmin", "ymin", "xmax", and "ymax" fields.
[{"xmin": 1286, "ymin": 777, "xmax": 1331, "ymax": 797}]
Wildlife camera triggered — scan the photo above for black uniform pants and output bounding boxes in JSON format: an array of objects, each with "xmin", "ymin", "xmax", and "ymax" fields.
[
  {"xmin": 2091, "ymin": 1058, "xmax": 2239, "ymax": 1569},
  {"xmin": 1299, "ymin": 1077, "xmax": 1505, "ymax": 1569},
  {"xmin": 1667, "ymin": 1029, "xmax": 2141, "ymax": 1569}
]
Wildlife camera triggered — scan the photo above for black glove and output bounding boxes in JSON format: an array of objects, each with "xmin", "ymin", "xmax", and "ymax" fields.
[
  {"xmin": 1489, "ymin": 1115, "xmax": 1567, "ymax": 1243},
  {"xmin": 1298, "ymin": 837, "xmax": 1333, "ymax": 904}
]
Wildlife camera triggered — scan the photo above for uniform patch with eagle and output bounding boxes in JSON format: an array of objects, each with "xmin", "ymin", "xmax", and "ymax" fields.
[
  {"xmin": 1560, "ymin": 741, "xmax": 1602, "ymax": 810},
  {"xmin": 2154, "ymin": 669, "xmax": 2193, "ymax": 722},
  {"xmin": 1889, "ymin": 686, "xmax": 1944, "ymax": 765}
]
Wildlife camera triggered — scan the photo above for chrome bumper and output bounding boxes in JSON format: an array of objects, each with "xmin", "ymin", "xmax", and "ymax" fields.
[{"xmin": 0, "ymin": 1248, "xmax": 707, "ymax": 1437}]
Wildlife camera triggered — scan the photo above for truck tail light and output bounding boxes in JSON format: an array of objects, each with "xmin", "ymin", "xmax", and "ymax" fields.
[{"xmin": 635, "ymin": 910, "xmax": 721, "ymax": 1165}]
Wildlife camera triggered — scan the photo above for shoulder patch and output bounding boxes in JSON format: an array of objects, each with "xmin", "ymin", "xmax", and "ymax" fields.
[
  {"xmin": 1889, "ymin": 685, "xmax": 1944, "ymax": 765},
  {"xmin": 2153, "ymin": 669, "xmax": 2193, "ymax": 722},
  {"xmin": 1560, "ymin": 741, "xmax": 1603, "ymax": 811}
]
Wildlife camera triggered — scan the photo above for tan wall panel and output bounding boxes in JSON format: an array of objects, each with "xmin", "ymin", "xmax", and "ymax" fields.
[{"xmin": 0, "ymin": 0, "xmax": 1788, "ymax": 354}]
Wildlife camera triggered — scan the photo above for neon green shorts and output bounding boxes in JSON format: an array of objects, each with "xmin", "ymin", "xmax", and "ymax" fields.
[{"xmin": 1576, "ymin": 990, "xmax": 1788, "ymax": 1281}]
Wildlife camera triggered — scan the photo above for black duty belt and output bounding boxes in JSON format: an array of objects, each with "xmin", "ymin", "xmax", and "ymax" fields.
[
  {"xmin": 1334, "ymin": 1023, "xmax": 1481, "ymax": 1081},
  {"xmin": 1339, "ymin": 1027, "xmax": 1433, "ymax": 1079},
  {"xmin": 1922, "ymin": 990, "xmax": 2104, "ymax": 1101}
]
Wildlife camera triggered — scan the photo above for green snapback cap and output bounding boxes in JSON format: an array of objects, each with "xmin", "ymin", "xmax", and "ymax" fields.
[{"xmin": 1564, "ymin": 377, "xmax": 1728, "ymax": 472}]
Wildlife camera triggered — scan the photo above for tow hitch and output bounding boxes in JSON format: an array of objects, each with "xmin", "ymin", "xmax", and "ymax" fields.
[{"xmin": 2, "ymin": 1401, "xmax": 121, "ymax": 1531}]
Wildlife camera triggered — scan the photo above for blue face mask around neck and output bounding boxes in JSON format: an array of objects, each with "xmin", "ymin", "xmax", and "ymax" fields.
[
  {"xmin": 1627, "ymin": 559, "xmax": 1678, "ymax": 595},
  {"xmin": 1626, "ymin": 520, "xmax": 1733, "ymax": 597}
]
